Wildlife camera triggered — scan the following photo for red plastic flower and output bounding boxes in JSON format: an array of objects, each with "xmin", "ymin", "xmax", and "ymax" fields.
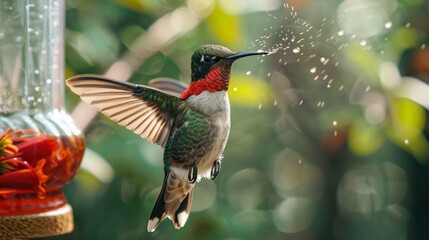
[{"xmin": 0, "ymin": 128, "xmax": 49, "ymax": 197}]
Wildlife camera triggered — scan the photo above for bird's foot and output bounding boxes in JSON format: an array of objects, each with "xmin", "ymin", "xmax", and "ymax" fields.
[
  {"xmin": 188, "ymin": 163, "xmax": 198, "ymax": 183},
  {"xmin": 210, "ymin": 159, "xmax": 221, "ymax": 180}
]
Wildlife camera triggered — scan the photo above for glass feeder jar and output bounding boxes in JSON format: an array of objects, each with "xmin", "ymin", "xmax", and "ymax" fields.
[{"xmin": 0, "ymin": 0, "xmax": 84, "ymax": 225}]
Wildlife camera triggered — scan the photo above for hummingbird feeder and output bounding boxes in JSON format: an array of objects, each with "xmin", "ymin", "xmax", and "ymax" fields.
[{"xmin": 0, "ymin": 0, "xmax": 84, "ymax": 238}]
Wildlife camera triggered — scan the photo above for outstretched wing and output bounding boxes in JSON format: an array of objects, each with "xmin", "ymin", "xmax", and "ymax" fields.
[{"xmin": 67, "ymin": 75, "xmax": 186, "ymax": 147}]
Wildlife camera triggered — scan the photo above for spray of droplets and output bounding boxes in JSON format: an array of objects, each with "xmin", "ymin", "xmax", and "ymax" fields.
[
  {"xmin": 246, "ymin": 3, "xmax": 351, "ymax": 110},
  {"xmin": 245, "ymin": 2, "xmax": 401, "ymax": 112}
]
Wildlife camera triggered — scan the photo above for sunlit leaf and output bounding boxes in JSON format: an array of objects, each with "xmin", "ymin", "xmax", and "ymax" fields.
[
  {"xmin": 348, "ymin": 119, "xmax": 384, "ymax": 156},
  {"xmin": 387, "ymin": 97, "xmax": 429, "ymax": 162},
  {"xmin": 390, "ymin": 97, "xmax": 425, "ymax": 131},
  {"xmin": 207, "ymin": 0, "xmax": 244, "ymax": 48},
  {"xmin": 228, "ymin": 74, "xmax": 273, "ymax": 107}
]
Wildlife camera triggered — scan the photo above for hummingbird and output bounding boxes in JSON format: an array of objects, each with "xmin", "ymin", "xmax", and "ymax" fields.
[{"xmin": 66, "ymin": 44, "xmax": 268, "ymax": 232}]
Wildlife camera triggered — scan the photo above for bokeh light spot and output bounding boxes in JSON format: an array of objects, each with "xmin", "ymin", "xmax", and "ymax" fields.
[
  {"xmin": 192, "ymin": 180, "xmax": 217, "ymax": 212},
  {"xmin": 273, "ymin": 197, "xmax": 315, "ymax": 233},
  {"xmin": 225, "ymin": 168, "xmax": 267, "ymax": 209},
  {"xmin": 337, "ymin": 0, "xmax": 392, "ymax": 39}
]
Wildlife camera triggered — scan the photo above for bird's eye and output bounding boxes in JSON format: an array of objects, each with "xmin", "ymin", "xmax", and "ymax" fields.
[
  {"xmin": 200, "ymin": 55, "xmax": 219, "ymax": 64},
  {"xmin": 201, "ymin": 55, "xmax": 212, "ymax": 64}
]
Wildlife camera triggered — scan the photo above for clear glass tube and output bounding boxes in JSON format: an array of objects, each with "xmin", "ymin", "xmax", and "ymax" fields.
[{"xmin": 0, "ymin": 0, "xmax": 65, "ymax": 113}]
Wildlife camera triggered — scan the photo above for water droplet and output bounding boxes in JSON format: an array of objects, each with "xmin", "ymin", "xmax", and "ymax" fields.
[
  {"xmin": 337, "ymin": 30, "xmax": 344, "ymax": 36},
  {"xmin": 333, "ymin": 121, "xmax": 337, "ymax": 126},
  {"xmin": 298, "ymin": 159, "xmax": 302, "ymax": 164},
  {"xmin": 384, "ymin": 21, "xmax": 392, "ymax": 29},
  {"xmin": 405, "ymin": 22, "xmax": 411, "ymax": 28},
  {"xmin": 246, "ymin": 71, "xmax": 252, "ymax": 75},
  {"xmin": 274, "ymin": 100, "xmax": 277, "ymax": 106},
  {"xmin": 292, "ymin": 47, "xmax": 300, "ymax": 53},
  {"xmin": 404, "ymin": 139, "xmax": 409, "ymax": 145},
  {"xmin": 360, "ymin": 40, "xmax": 367, "ymax": 46},
  {"xmin": 310, "ymin": 67, "xmax": 316, "ymax": 73},
  {"xmin": 316, "ymin": 101, "xmax": 325, "ymax": 108},
  {"xmin": 233, "ymin": 87, "xmax": 238, "ymax": 91},
  {"xmin": 267, "ymin": 48, "xmax": 279, "ymax": 55},
  {"xmin": 320, "ymin": 57, "xmax": 326, "ymax": 63},
  {"xmin": 258, "ymin": 104, "xmax": 262, "ymax": 110},
  {"xmin": 334, "ymin": 130, "xmax": 338, "ymax": 137},
  {"xmin": 34, "ymin": 70, "xmax": 39, "ymax": 74}
]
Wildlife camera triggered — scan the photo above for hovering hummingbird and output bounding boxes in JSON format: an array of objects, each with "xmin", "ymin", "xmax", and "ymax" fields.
[{"xmin": 66, "ymin": 44, "xmax": 269, "ymax": 232}]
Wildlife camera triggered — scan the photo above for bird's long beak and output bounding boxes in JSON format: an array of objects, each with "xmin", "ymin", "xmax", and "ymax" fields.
[{"xmin": 226, "ymin": 51, "xmax": 269, "ymax": 60}]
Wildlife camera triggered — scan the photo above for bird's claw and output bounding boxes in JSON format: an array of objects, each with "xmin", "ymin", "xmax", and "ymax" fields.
[
  {"xmin": 210, "ymin": 159, "xmax": 221, "ymax": 180},
  {"xmin": 188, "ymin": 164, "xmax": 198, "ymax": 183}
]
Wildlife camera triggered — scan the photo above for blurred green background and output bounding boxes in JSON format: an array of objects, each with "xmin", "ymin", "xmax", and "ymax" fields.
[{"xmin": 56, "ymin": 0, "xmax": 429, "ymax": 239}]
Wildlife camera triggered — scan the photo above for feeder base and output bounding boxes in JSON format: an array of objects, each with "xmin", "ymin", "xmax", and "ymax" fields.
[{"xmin": 0, "ymin": 204, "xmax": 73, "ymax": 239}]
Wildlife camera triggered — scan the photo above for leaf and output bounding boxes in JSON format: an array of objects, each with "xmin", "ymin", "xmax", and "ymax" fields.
[
  {"xmin": 348, "ymin": 119, "xmax": 384, "ymax": 156},
  {"xmin": 228, "ymin": 74, "xmax": 273, "ymax": 107},
  {"xmin": 387, "ymin": 97, "xmax": 429, "ymax": 162},
  {"xmin": 390, "ymin": 97, "xmax": 425, "ymax": 131},
  {"xmin": 207, "ymin": 1, "xmax": 244, "ymax": 48}
]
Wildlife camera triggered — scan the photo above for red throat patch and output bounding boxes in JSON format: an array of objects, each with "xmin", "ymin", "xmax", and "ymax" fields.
[{"xmin": 181, "ymin": 65, "xmax": 231, "ymax": 100}]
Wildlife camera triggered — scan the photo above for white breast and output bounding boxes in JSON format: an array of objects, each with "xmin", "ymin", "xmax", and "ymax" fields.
[
  {"xmin": 185, "ymin": 90, "xmax": 230, "ymax": 116},
  {"xmin": 186, "ymin": 91, "xmax": 231, "ymax": 179}
]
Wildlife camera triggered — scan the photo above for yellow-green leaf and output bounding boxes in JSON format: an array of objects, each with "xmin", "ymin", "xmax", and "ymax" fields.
[
  {"xmin": 348, "ymin": 119, "xmax": 384, "ymax": 156},
  {"xmin": 387, "ymin": 97, "xmax": 429, "ymax": 162},
  {"xmin": 207, "ymin": 1, "xmax": 244, "ymax": 48},
  {"xmin": 391, "ymin": 97, "xmax": 425, "ymax": 131},
  {"xmin": 229, "ymin": 74, "xmax": 273, "ymax": 108}
]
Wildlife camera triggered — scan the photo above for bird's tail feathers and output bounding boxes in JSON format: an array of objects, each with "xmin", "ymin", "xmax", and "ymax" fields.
[{"xmin": 147, "ymin": 171, "xmax": 194, "ymax": 232}]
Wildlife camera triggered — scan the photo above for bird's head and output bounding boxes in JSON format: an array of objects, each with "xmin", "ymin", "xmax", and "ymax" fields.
[{"xmin": 180, "ymin": 44, "xmax": 268, "ymax": 100}]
